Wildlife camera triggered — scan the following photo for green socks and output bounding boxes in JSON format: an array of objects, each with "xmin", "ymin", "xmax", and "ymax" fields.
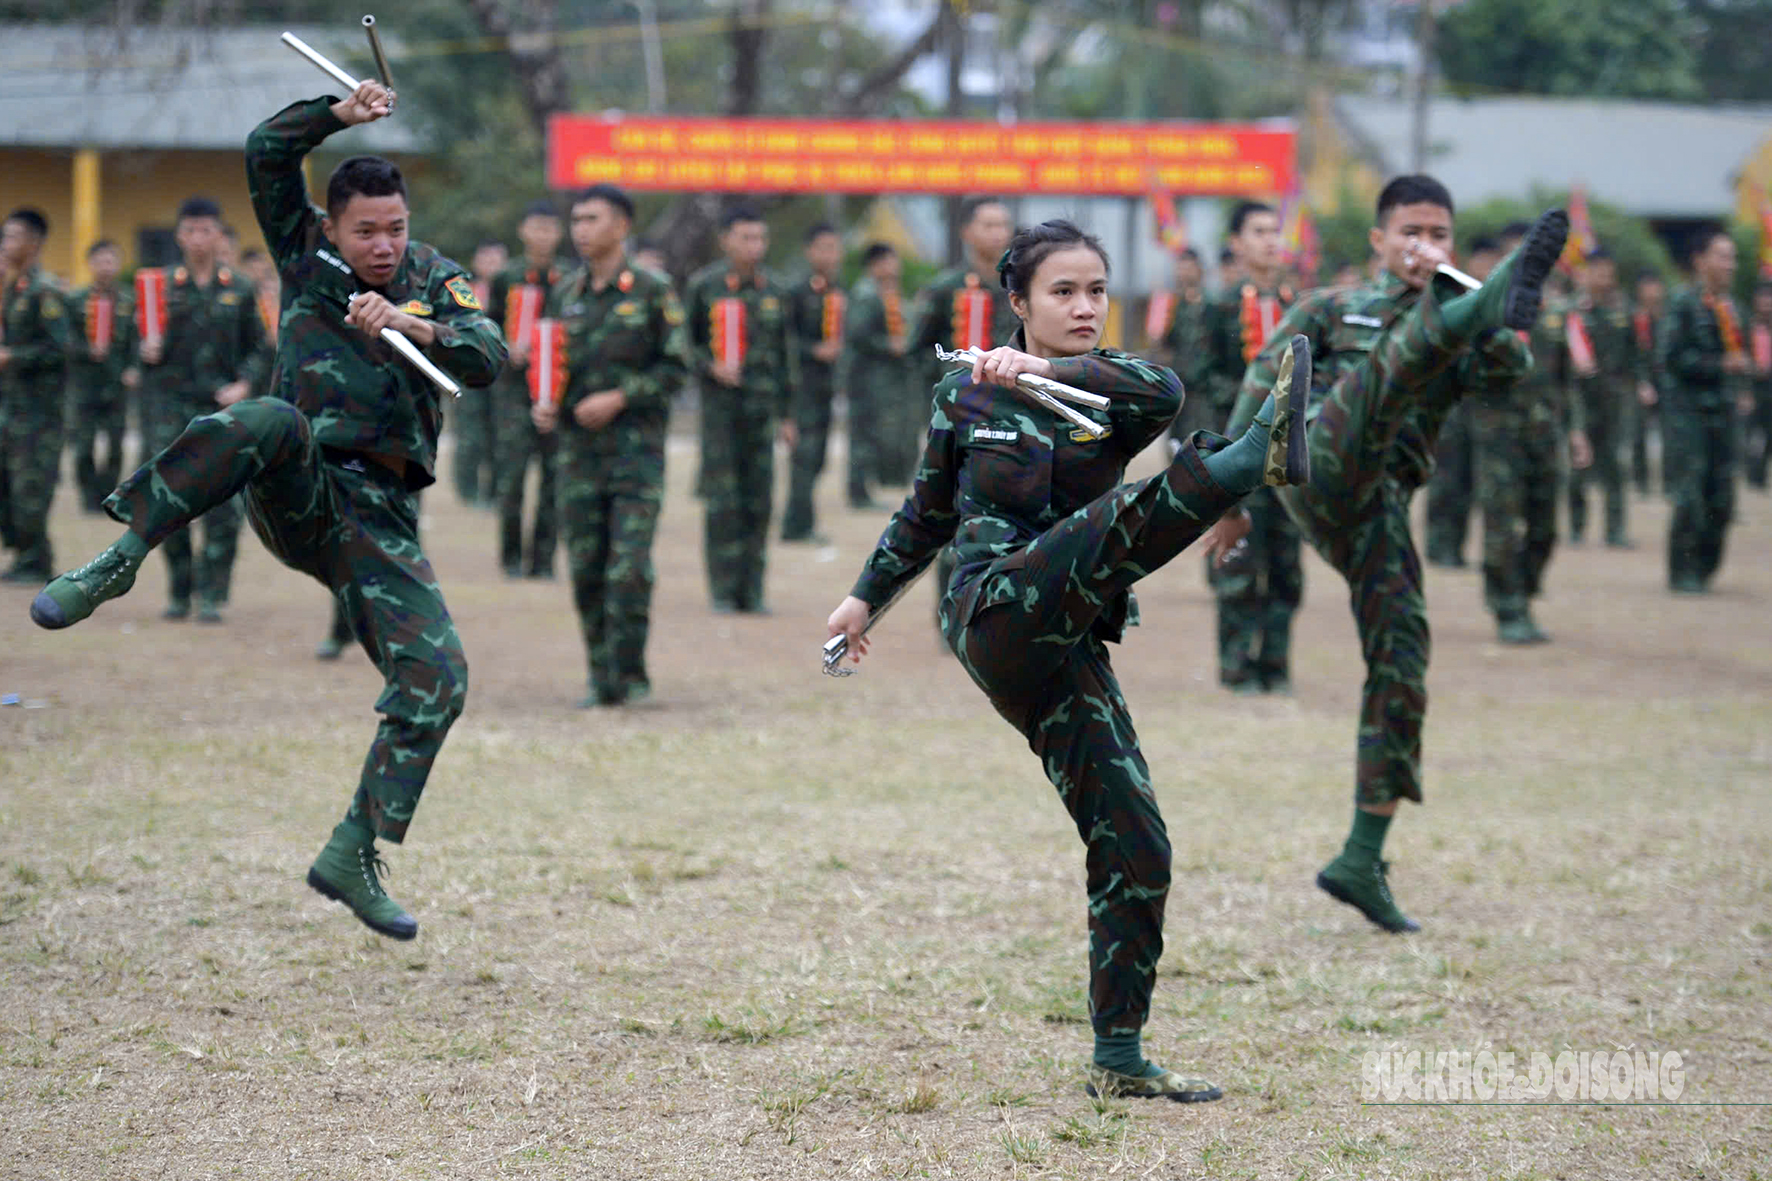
[
  {"xmin": 1200, "ymin": 392, "xmax": 1278, "ymax": 495},
  {"xmin": 1094, "ymin": 1032, "xmax": 1164, "ymax": 1079},
  {"xmin": 114, "ymin": 530, "xmax": 150, "ymax": 562},
  {"xmin": 1339, "ymin": 808, "xmax": 1392, "ymax": 868}
]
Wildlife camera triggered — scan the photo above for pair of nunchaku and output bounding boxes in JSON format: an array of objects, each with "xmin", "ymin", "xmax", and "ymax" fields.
[
  {"xmin": 821, "ymin": 346, "xmax": 1111, "ymax": 677},
  {"xmin": 281, "ymin": 22, "xmax": 462, "ymax": 399}
]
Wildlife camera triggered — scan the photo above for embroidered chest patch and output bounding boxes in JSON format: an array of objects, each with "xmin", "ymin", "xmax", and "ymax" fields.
[
  {"xmin": 1342, "ymin": 313, "xmax": 1384, "ymax": 328},
  {"xmin": 971, "ymin": 426, "xmax": 1020, "ymax": 444}
]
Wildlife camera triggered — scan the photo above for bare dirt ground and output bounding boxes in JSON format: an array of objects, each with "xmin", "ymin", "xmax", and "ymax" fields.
[{"xmin": 2, "ymin": 432, "xmax": 1769, "ymax": 1180}]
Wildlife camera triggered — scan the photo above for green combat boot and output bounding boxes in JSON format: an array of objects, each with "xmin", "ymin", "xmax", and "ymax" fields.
[
  {"xmin": 195, "ymin": 599, "xmax": 225, "ymax": 625},
  {"xmin": 1316, "ymin": 857, "xmax": 1420, "ymax": 933},
  {"xmin": 30, "ymin": 533, "xmax": 149, "ymax": 629},
  {"xmin": 306, "ymin": 823, "xmax": 419, "ymax": 940},
  {"xmin": 315, "ymin": 636, "xmax": 347, "ymax": 660},
  {"xmin": 1496, "ymin": 611, "xmax": 1550, "ymax": 645},
  {"xmin": 1085, "ymin": 1065, "xmax": 1223, "ymax": 1104}
]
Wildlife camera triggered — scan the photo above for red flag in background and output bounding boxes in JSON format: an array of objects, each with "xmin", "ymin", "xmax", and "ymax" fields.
[
  {"xmin": 1560, "ymin": 184, "xmax": 1597, "ymax": 273},
  {"xmin": 1149, "ymin": 184, "xmax": 1188, "ymax": 255}
]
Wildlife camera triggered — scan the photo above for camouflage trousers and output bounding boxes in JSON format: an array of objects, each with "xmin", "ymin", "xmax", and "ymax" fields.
[
  {"xmin": 842, "ymin": 389, "xmax": 874, "ymax": 505},
  {"xmin": 144, "ymin": 396, "xmax": 246, "ymax": 609},
  {"xmin": 1275, "ymin": 286, "xmax": 1476, "ymax": 807},
  {"xmin": 1423, "ymin": 400, "xmax": 1474, "ymax": 564},
  {"xmin": 1743, "ymin": 386, "xmax": 1771, "ymax": 489},
  {"xmin": 1662, "ymin": 404, "xmax": 1736, "ymax": 587},
  {"xmin": 699, "ymin": 388, "xmax": 775, "ymax": 609},
  {"xmin": 873, "ymin": 378, "xmax": 926, "ymax": 489},
  {"xmin": 0, "ymin": 402, "xmax": 64, "ymax": 576},
  {"xmin": 451, "ymin": 387, "xmax": 497, "ymax": 506},
  {"xmin": 781, "ymin": 375, "xmax": 833, "ymax": 540},
  {"xmin": 559, "ymin": 449, "xmax": 665, "ymax": 702},
  {"xmin": 1568, "ymin": 397, "xmax": 1628, "ymax": 544},
  {"xmin": 946, "ymin": 435, "xmax": 1240, "ymax": 1039},
  {"xmin": 67, "ymin": 371, "xmax": 129, "ymax": 512},
  {"xmin": 1209, "ymin": 486, "xmax": 1303, "ymax": 689},
  {"xmin": 1629, "ymin": 397, "xmax": 1656, "ymax": 495},
  {"xmin": 493, "ymin": 384, "xmax": 557, "ymax": 577},
  {"xmin": 1470, "ymin": 404, "xmax": 1560, "ymax": 618},
  {"xmin": 106, "ymin": 397, "xmax": 468, "ymax": 843}
]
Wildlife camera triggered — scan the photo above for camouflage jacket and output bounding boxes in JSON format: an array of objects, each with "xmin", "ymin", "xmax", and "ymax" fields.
[
  {"xmin": 1659, "ymin": 284, "xmax": 1744, "ymax": 412},
  {"xmin": 1199, "ymin": 282, "xmax": 1297, "ymax": 431},
  {"xmin": 1566, "ymin": 292, "xmax": 1643, "ymax": 417},
  {"xmin": 851, "ymin": 332, "xmax": 1181, "ymax": 642},
  {"xmin": 545, "ymin": 257, "xmax": 689, "ymax": 461},
  {"xmin": 785, "ymin": 270, "xmax": 846, "ymax": 392},
  {"xmin": 488, "ymin": 255, "xmax": 568, "ymax": 389},
  {"xmin": 683, "ymin": 260, "xmax": 798, "ymax": 419},
  {"xmin": 1230, "ymin": 271, "xmax": 1533, "ymax": 474},
  {"xmin": 1151, "ymin": 289, "xmax": 1213, "ymax": 409},
  {"xmin": 844, "ymin": 276, "xmax": 920, "ymax": 399},
  {"xmin": 1508, "ymin": 299, "xmax": 1577, "ymax": 430},
  {"xmin": 909, "ymin": 262, "xmax": 1022, "ymax": 365},
  {"xmin": 138, "ymin": 263, "xmax": 269, "ymax": 410},
  {"xmin": 66, "ymin": 282, "xmax": 137, "ymax": 390},
  {"xmin": 0, "ymin": 266, "xmax": 71, "ymax": 421},
  {"xmin": 246, "ymin": 97, "xmax": 507, "ymax": 487}
]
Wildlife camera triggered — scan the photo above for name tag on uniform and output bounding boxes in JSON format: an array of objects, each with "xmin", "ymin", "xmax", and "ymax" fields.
[
  {"xmin": 971, "ymin": 426, "xmax": 1019, "ymax": 444},
  {"xmin": 1342, "ymin": 313, "xmax": 1384, "ymax": 328}
]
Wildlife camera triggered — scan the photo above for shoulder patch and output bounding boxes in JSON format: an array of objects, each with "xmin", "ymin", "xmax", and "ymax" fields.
[
  {"xmin": 40, "ymin": 293, "xmax": 62, "ymax": 318},
  {"xmin": 444, "ymin": 276, "xmax": 481, "ymax": 310},
  {"xmin": 663, "ymin": 299, "xmax": 685, "ymax": 326}
]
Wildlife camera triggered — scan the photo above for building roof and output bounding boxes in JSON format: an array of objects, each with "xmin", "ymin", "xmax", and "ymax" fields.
[
  {"xmin": 1336, "ymin": 94, "xmax": 1772, "ymax": 219},
  {"xmin": 0, "ymin": 23, "xmax": 424, "ymax": 154}
]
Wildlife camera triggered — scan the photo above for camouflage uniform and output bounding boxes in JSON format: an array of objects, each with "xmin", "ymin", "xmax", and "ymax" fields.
[
  {"xmin": 1156, "ymin": 291, "xmax": 1215, "ymax": 444},
  {"xmin": 137, "ymin": 263, "xmax": 270, "ymax": 612},
  {"xmin": 487, "ymin": 259, "xmax": 564, "ymax": 577},
  {"xmin": 451, "ymin": 275, "xmax": 497, "ymax": 506},
  {"xmin": 1423, "ymin": 402, "xmax": 1474, "ymax": 565},
  {"xmin": 104, "ymin": 96, "xmax": 505, "ymax": 842},
  {"xmin": 1630, "ymin": 308, "xmax": 1660, "ymax": 495},
  {"xmin": 0, "ymin": 266, "xmax": 72, "ymax": 579},
  {"xmin": 780, "ymin": 270, "xmax": 844, "ymax": 539},
  {"xmin": 1565, "ymin": 293, "xmax": 1642, "ymax": 545},
  {"xmin": 1230, "ymin": 274, "xmax": 1533, "ymax": 805},
  {"xmin": 683, "ymin": 260, "xmax": 797, "ymax": 610},
  {"xmin": 1745, "ymin": 320, "xmax": 1771, "ymax": 491},
  {"xmin": 547, "ymin": 259, "xmax": 688, "ymax": 703},
  {"xmin": 1469, "ymin": 307, "xmax": 1571, "ymax": 626},
  {"xmin": 1659, "ymin": 285, "xmax": 1743, "ymax": 590},
  {"xmin": 851, "ymin": 334, "xmax": 1239, "ymax": 1042},
  {"xmin": 65, "ymin": 281, "xmax": 136, "ymax": 512},
  {"xmin": 844, "ymin": 276, "xmax": 922, "ymax": 489},
  {"xmin": 1200, "ymin": 283, "xmax": 1302, "ymax": 692},
  {"xmin": 908, "ymin": 265, "xmax": 1023, "ymax": 622}
]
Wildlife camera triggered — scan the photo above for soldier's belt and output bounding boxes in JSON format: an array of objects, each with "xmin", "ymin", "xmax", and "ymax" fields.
[{"xmin": 934, "ymin": 345, "xmax": 1109, "ymax": 439}]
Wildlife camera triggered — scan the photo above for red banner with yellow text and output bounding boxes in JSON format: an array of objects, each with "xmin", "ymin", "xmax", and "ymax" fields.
[{"xmin": 548, "ymin": 115, "xmax": 1294, "ymax": 196}]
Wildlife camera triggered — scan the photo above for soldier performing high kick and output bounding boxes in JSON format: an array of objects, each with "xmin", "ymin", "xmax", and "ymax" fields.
[
  {"xmin": 828, "ymin": 219, "xmax": 1312, "ymax": 1102},
  {"xmin": 1223, "ymin": 179, "xmax": 1566, "ymax": 934},
  {"xmin": 31, "ymin": 80, "xmax": 506, "ymax": 941}
]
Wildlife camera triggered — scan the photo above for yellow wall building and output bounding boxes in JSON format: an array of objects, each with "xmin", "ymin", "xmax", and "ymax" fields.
[{"xmin": 2, "ymin": 23, "xmax": 422, "ymax": 284}]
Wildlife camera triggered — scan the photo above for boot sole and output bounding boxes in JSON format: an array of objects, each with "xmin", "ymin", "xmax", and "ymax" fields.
[
  {"xmin": 1085, "ymin": 1082, "xmax": 1224, "ymax": 1103},
  {"xmin": 306, "ymin": 869, "xmax": 419, "ymax": 940},
  {"xmin": 1501, "ymin": 210, "xmax": 1570, "ymax": 330},
  {"xmin": 1282, "ymin": 335, "xmax": 1311, "ymax": 485},
  {"xmin": 1315, "ymin": 870, "xmax": 1420, "ymax": 933}
]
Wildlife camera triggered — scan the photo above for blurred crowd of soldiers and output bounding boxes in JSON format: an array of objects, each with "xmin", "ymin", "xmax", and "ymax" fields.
[{"xmin": 4, "ymin": 186, "xmax": 1769, "ymax": 697}]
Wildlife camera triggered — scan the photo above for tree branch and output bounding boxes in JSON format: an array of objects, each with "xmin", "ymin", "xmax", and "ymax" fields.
[{"xmin": 836, "ymin": 0, "xmax": 951, "ymax": 115}]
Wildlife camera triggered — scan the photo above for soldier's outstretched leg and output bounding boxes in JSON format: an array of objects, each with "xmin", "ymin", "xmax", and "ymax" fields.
[{"xmin": 33, "ymin": 398, "xmax": 467, "ymax": 942}]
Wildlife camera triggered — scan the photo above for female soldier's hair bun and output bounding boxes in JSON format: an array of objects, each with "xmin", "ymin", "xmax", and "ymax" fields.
[{"xmin": 998, "ymin": 219, "xmax": 1111, "ymax": 296}]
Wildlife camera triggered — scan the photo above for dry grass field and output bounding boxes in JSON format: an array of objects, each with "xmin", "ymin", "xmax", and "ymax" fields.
[{"xmin": 2, "ymin": 431, "xmax": 1770, "ymax": 1180}]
